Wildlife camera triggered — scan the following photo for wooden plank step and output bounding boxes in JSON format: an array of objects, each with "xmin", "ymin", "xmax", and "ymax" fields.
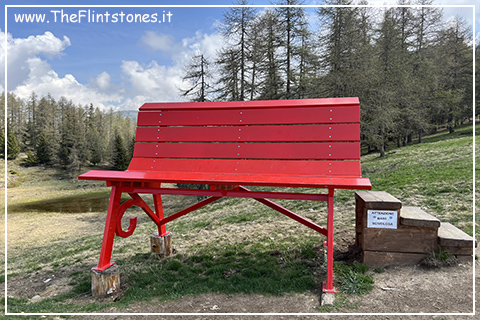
[
  {"xmin": 400, "ymin": 206, "xmax": 440, "ymax": 229},
  {"xmin": 355, "ymin": 191, "xmax": 402, "ymax": 210},
  {"xmin": 438, "ymin": 222, "xmax": 477, "ymax": 248}
]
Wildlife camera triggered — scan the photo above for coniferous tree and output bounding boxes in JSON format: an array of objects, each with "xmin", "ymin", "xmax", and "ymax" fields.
[
  {"xmin": 434, "ymin": 17, "xmax": 473, "ymax": 132},
  {"xmin": 0, "ymin": 127, "xmax": 4, "ymax": 157},
  {"xmin": 129, "ymin": 136, "xmax": 135, "ymax": 160},
  {"xmin": 218, "ymin": 0, "xmax": 257, "ymax": 101},
  {"xmin": 36, "ymin": 131, "xmax": 51, "ymax": 165},
  {"xmin": 58, "ymin": 146, "xmax": 69, "ymax": 167},
  {"xmin": 89, "ymin": 130, "xmax": 103, "ymax": 166},
  {"xmin": 27, "ymin": 91, "xmax": 38, "ymax": 148},
  {"xmin": 367, "ymin": 8, "xmax": 406, "ymax": 156},
  {"xmin": 275, "ymin": 0, "xmax": 309, "ymax": 99},
  {"xmin": 256, "ymin": 10, "xmax": 284, "ymax": 100},
  {"xmin": 112, "ymin": 132, "xmax": 129, "ymax": 171},
  {"xmin": 7, "ymin": 121, "xmax": 20, "ymax": 160},
  {"xmin": 408, "ymin": 0, "xmax": 443, "ymax": 143},
  {"xmin": 216, "ymin": 48, "xmax": 241, "ymax": 101},
  {"xmin": 317, "ymin": 0, "xmax": 369, "ymax": 97},
  {"xmin": 181, "ymin": 53, "xmax": 212, "ymax": 102}
]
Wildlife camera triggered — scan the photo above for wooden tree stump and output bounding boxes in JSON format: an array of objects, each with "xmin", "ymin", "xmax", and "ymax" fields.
[
  {"xmin": 151, "ymin": 232, "xmax": 173, "ymax": 258},
  {"xmin": 91, "ymin": 264, "xmax": 120, "ymax": 297}
]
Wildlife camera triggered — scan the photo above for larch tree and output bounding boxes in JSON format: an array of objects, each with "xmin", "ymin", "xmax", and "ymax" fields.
[
  {"xmin": 275, "ymin": 0, "xmax": 309, "ymax": 99},
  {"xmin": 181, "ymin": 53, "xmax": 212, "ymax": 102},
  {"xmin": 218, "ymin": 0, "xmax": 257, "ymax": 101}
]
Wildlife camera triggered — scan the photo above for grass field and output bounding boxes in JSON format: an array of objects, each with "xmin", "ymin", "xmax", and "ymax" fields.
[{"xmin": 2, "ymin": 123, "xmax": 477, "ymax": 315}]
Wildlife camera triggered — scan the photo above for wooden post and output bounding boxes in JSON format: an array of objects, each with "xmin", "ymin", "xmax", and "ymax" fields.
[
  {"xmin": 91, "ymin": 264, "xmax": 120, "ymax": 297},
  {"xmin": 151, "ymin": 232, "xmax": 173, "ymax": 258}
]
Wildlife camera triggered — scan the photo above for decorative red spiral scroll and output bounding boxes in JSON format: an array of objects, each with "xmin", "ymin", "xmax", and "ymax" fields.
[{"xmin": 115, "ymin": 199, "xmax": 138, "ymax": 238}]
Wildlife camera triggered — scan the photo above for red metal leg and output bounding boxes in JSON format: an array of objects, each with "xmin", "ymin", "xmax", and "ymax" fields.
[
  {"xmin": 323, "ymin": 188, "xmax": 337, "ymax": 293},
  {"xmin": 93, "ymin": 183, "xmax": 123, "ymax": 271},
  {"xmin": 160, "ymin": 195, "xmax": 222, "ymax": 225},
  {"xmin": 153, "ymin": 194, "xmax": 168, "ymax": 237}
]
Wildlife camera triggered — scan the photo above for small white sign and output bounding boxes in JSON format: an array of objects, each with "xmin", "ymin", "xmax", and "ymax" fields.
[{"xmin": 367, "ymin": 210, "xmax": 398, "ymax": 229}]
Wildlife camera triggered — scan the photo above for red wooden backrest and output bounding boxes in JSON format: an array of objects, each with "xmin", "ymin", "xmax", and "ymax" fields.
[{"xmin": 129, "ymin": 98, "xmax": 362, "ymax": 178}]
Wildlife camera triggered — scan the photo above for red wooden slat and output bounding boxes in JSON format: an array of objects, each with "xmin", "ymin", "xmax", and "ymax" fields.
[
  {"xmin": 79, "ymin": 169, "xmax": 371, "ymax": 189},
  {"xmin": 127, "ymin": 158, "xmax": 362, "ymax": 177},
  {"xmin": 137, "ymin": 106, "xmax": 359, "ymax": 126},
  {"xmin": 135, "ymin": 124, "xmax": 360, "ymax": 142},
  {"xmin": 139, "ymin": 97, "xmax": 360, "ymax": 111},
  {"xmin": 133, "ymin": 142, "xmax": 360, "ymax": 160}
]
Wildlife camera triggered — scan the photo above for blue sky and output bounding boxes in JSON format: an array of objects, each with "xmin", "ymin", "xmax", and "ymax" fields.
[{"xmin": 1, "ymin": 1, "xmax": 477, "ymax": 111}]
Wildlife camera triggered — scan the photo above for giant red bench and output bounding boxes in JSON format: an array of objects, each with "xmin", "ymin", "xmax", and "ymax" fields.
[{"xmin": 79, "ymin": 97, "xmax": 371, "ymax": 296}]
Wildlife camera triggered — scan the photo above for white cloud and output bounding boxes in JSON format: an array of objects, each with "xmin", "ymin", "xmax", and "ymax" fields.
[
  {"xmin": 14, "ymin": 57, "xmax": 121, "ymax": 109},
  {"xmin": 121, "ymin": 60, "xmax": 184, "ymax": 102},
  {"xmin": 139, "ymin": 31, "xmax": 176, "ymax": 52},
  {"xmin": 181, "ymin": 30, "xmax": 224, "ymax": 60},
  {"xmin": 0, "ymin": 31, "xmax": 70, "ymax": 90},
  {"xmin": 94, "ymin": 71, "xmax": 112, "ymax": 91},
  {"xmin": 0, "ymin": 30, "xmax": 121, "ymax": 109}
]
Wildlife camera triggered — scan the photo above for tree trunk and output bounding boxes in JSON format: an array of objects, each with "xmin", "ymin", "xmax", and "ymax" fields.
[{"xmin": 379, "ymin": 144, "xmax": 386, "ymax": 157}]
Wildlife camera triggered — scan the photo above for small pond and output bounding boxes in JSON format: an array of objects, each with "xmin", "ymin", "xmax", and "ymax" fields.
[{"xmin": 9, "ymin": 193, "xmax": 112, "ymax": 213}]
